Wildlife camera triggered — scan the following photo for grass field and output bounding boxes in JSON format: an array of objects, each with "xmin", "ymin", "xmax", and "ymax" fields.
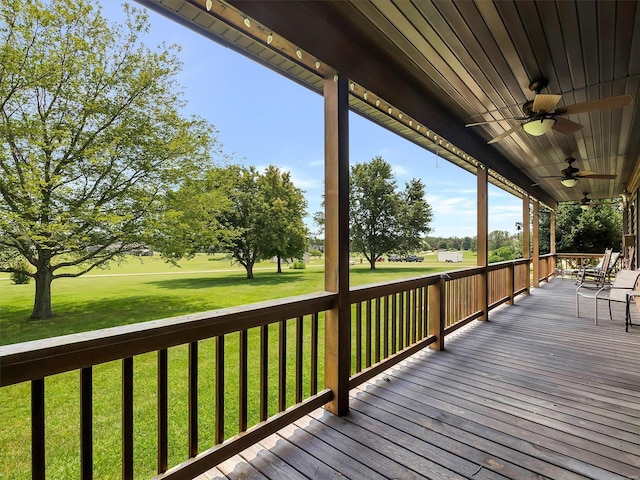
[
  {"xmin": 1, "ymin": 252, "xmax": 476, "ymax": 345},
  {"xmin": 0, "ymin": 251, "xmax": 476, "ymax": 479}
]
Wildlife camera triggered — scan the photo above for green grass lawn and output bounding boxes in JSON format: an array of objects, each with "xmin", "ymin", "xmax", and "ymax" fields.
[
  {"xmin": 1, "ymin": 252, "xmax": 476, "ymax": 345},
  {"xmin": 0, "ymin": 251, "xmax": 476, "ymax": 479}
]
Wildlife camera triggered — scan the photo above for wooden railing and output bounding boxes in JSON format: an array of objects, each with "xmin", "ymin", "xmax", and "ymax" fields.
[
  {"xmin": 0, "ymin": 258, "xmax": 542, "ymax": 480},
  {"xmin": 538, "ymin": 253, "xmax": 556, "ymax": 283},
  {"xmin": 1, "ymin": 294, "xmax": 336, "ymax": 480},
  {"xmin": 554, "ymin": 253, "xmax": 603, "ymax": 277}
]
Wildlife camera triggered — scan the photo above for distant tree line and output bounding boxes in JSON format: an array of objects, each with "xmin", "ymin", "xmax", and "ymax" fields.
[{"xmin": 425, "ymin": 200, "xmax": 623, "ymax": 263}]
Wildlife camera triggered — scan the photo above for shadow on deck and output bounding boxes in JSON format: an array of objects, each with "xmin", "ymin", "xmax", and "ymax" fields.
[{"xmin": 201, "ymin": 278, "xmax": 640, "ymax": 480}]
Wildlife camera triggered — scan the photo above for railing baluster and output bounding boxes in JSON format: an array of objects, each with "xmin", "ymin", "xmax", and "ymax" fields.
[
  {"xmin": 383, "ymin": 295, "xmax": 389, "ymax": 358},
  {"xmin": 122, "ymin": 357, "xmax": 133, "ymax": 480},
  {"xmin": 405, "ymin": 290, "xmax": 411, "ymax": 347},
  {"xmin": 239, "ymin": 330, "xmax": 248, "ymax": 432},
  {"xmin": 31, "ymin": 378, "xmax": 45, "ymax": 480},
  {"xmin": 188, "ymin": 342, "xmax": 198, "ymax": 457},
  {"xmin": 215, "ymin": 335, "xmax": 225, "ymax": 444},
  {"xmin": 157, "ymin": 349, "xmax": 168, "ymax": 474},
  {"xmin": 398, "ymin": 292, "xmax": 404, "ymax": 349},
  {"xmin": 260, "ymin": 325, "xmax": 268, "ymax": 421},
  {"xmin": 365, "ymin": 300, "xmax": 372, "ymax": 368},
  {"xmin": 80, "ymin": 367, "xmax": 93, "ymax": 480},
  {"xmin": 279, "ymin": 319, "xmax": 286, "ymax": 412},
  {"xmin": 391, "ymin": 294, "xmax": 397, "ymax": 354},
  {"xmin": 417, "ymin": 287, "xmax": 424, "ymax": 340},
  {"xmin": 355, "ymin": 302, "xmax": 362, "ymax": 373},
  {"xmin": 310, "ymin": 313, "xmax": 318, "ymax": 395},
  {"xmin": 411, "ymin": 288, "xmax": 417, "ymax": 344},
  {"xmin": 374, "ymin": 297, "xmax": 381, "ymax": 363},
  {"xmin": 295, "ymin": 316, "xmax": 303, "ymax": 403}
]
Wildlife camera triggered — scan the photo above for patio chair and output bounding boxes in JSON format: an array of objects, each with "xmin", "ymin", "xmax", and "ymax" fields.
[
  {"xmin": 574, "ymin": 249, "xmax": 613, "ymax": 286},
  {"xmin": 560, "ymin": 249, "xmax": 610, "ymax": 282},
  {"xmin": 576, "ymin": 269, "xmax": 640, "ymax": 325}
]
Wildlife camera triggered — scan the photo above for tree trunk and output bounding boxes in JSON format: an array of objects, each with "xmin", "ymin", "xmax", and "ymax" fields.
[
  {"xmin": 277, "ymin": 255, "xmax": 282, "ymax": 273},
  {"xmin": 246, "ymin": 261, "xmax": 254, "ymax": 279},
  {"xmin": 31, "ymin": 268, "xmax": 54, "ymax": 319},
  {"xmin": 369, "ymin": 258, "xmax": 376, "ymax": 269}
]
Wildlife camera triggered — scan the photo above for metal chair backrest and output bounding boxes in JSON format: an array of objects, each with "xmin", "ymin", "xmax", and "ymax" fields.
[{"xmin": 608, "ymin": 269, "xmax": 640, "ymax": 302}]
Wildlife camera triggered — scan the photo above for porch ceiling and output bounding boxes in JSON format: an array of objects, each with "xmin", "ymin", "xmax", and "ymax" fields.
[{"xmin": 136, "ymin": 0, "xmax": 640, "ymax": 207}]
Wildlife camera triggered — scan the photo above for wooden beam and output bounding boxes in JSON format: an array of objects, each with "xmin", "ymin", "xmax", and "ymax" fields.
[
  {"xmin": 323, "ymin": 75, "xmax": 350, "ymax": 416},
  {"xmin": 532, "ymin": 201, "xmax": 540, "ymax": 288},
  {"xmin": 477, "ymin": 166, "xmax": 488, "ymax": 321}
]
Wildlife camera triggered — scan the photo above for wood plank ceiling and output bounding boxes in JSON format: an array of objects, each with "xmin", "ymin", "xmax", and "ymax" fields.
[{"xmin": 136, "ymin": 0, "xmax": 640, "ymax": 207}]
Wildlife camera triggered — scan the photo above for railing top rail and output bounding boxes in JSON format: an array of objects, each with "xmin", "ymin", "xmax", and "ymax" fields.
[
  {"xmin": 555, "ymin": 253, "xmax": 605, "ymax": 259},
  {"xmin": 349, "ymin": 274, "xmax": 439, "ymax": 303},
  {"xmin": 349, "ymin": 266, "xmax": 486, "ymax": 303},
  {"xmin": 0, "ymin": 291, "xmax": 337, "ymax": 387},
  {"xmin": 486, "ymin": 258, "xmax": 530, "ymax": 271}
]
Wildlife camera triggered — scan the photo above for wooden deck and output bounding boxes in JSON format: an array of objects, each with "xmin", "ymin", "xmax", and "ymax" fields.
[{"xmin": 198, "ymin": 278, "xmax": 640, "ymax": 480}]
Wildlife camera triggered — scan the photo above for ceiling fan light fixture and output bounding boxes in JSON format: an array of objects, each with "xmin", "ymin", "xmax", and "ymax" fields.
[
  {"xmin": 522, "ymin": 117, "xmax": 556, "ymax": 136},
  {"xmin": 560, "ymin": 177, "xmax": 578, "ymax": 187}
]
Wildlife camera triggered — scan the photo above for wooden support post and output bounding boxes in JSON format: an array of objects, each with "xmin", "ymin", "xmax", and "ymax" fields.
[
  {"xmin": 477, "ymin": 166, "xmax": 488, "ymax": 321},
  {"xmin": 522, "ymin": 196, "xmax": 531, "ymax": 293},
  {"xmin": 550, "ymin": 210, "xmax": 557, "ymax": 277},
  {"xmin": 428, "ymin": 278, "xmax": 445, "ymax": 351},
  {"xmin": 550, "ymin": 210, "xmax": 556, "ymax": 255},
  {"xmin": 324, "ymin": 74, "xmax": 350, "ymax": 416},
  {"xmin": 532, "ymin": 201, "xmax": 540, "ymax": 288}
]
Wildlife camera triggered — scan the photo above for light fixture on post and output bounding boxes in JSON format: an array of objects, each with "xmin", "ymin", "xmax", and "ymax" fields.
[
  {"xmin": 620, "ymin": 188, "xmax": 630, "ymax": 205},
  {"xmin": 560, "ymin": 177, "xmax": 577, "ymax": 187},
  {"xmin": 522, "ymin": 117, "xmax": 556, "ymax": 136}
]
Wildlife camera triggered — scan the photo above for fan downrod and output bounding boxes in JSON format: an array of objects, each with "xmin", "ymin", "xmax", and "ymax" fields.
[{"xmin": 528, "ymin": 78, "xmax": 549, "ymax": 93}]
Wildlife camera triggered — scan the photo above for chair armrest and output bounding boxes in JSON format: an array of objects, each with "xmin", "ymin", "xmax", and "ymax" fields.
[
  {"xmin": 576, "ymin": 284, "xmax": 608, "ymax": 298},
  {"xmin": 627, "ymin": 291, "xmax": 640, "ymax": 302}
]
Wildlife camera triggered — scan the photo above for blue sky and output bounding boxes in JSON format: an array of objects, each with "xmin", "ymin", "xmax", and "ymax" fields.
[{"xmin": 104, "ymin": 2, "xmax": 523, "ymax": 238}]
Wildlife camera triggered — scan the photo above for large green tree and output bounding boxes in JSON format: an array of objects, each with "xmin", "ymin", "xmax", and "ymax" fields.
[
  {"xmin": 159, "ymin": 165, "xmax": 308, "ymax": 279},
  {"xmin": 350, "ymin": 156, "xmax": 432, "ymax": 269},
  {"xmin": 151, "ymin": 171, "xmax": 231, "ymax": 263},
  {"xmin": 259, "ymin": 166, "xmax": 308, "ymax": 273},
  {"xmin": 543, "ymin": 201, "xmax": 622, "ymax": 253},
  {"xmin": 0, "ymin": 1, "xmax": 216, "ymax": 318}
]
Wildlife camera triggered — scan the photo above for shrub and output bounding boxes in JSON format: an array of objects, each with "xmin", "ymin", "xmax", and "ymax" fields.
[{"xmin": 290, "ymin": 260, "xmax": 306, "ymax": 269}]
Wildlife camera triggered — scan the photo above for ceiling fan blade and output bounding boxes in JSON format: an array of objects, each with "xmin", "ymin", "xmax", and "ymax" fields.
[
  {"xmin": 532, "ymin": 94, "xmax": 562, "ymax": 112},
  {"xmin": 487, "ymin": 124, "xmax": 521, "ymax": 144},
  {"xmin": 574, "ymin": 172, "xmax": 617, "ymax": 179},
  {"xmin": 559, "ymin": 94, "xmax": 632, "ymax": 115},
  {"xmin": 552, "ymin": 116, "xmax": 583, "ymax": 134},
  {"xmin": 465, "ymin": 118, "xmax": 522, "ymax": 127}
]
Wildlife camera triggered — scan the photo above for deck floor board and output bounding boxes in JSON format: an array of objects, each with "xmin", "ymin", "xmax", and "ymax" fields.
[{"xmin": 202, "ymin": 279, "xmax": 640, "ymax": 479}]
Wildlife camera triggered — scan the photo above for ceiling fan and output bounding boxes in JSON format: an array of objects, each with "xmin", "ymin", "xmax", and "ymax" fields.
[
  {"xmin": 540, "ymin": 157, "xmax": 617, "ymax": 187},
  {"xmin": 573, "ymin": 192, "xmax": 618, "ymax": 210},
  {"xmin": 579, "ymin": 192, "xmax": 594, "ymax": 210},
  {"xmin": 465, "ymin": 78, "xmax": 633, "ymax": 144}
]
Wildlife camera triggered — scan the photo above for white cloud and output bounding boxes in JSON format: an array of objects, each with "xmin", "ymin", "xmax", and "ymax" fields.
[{"xmin": 392, "ymin": 164, "xmax": 409, "ymax": 177}]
